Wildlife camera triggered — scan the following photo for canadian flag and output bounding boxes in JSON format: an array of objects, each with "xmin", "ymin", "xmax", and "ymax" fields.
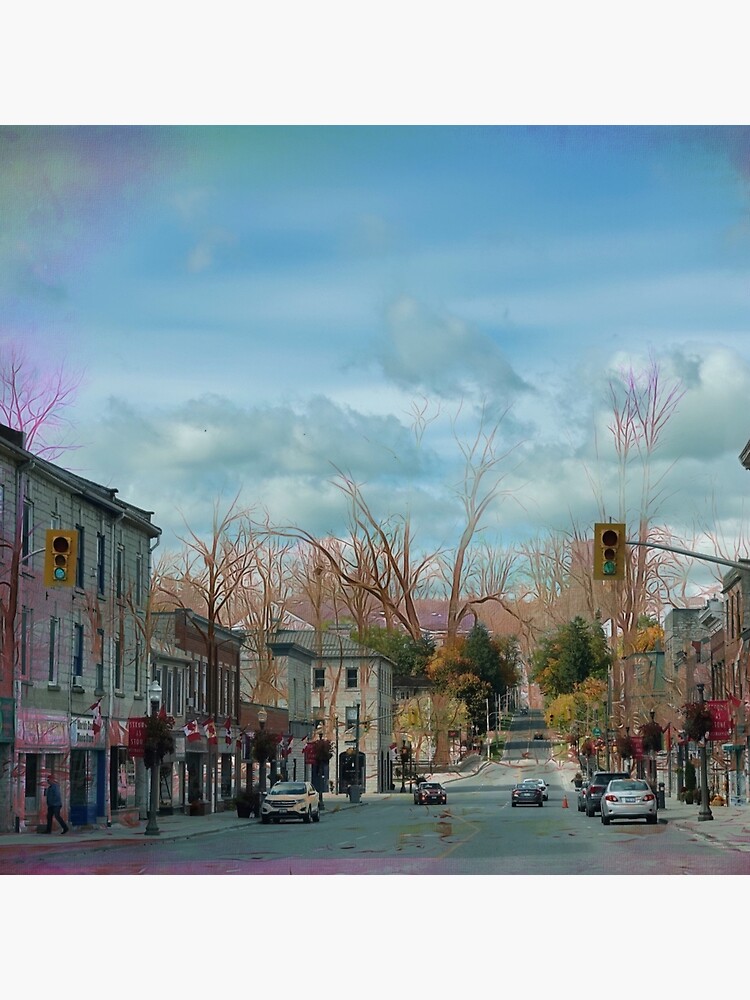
[
  {"xmin": 281, "ymin": 735, "xmax": 294, "ymax": 758},
  {"xmin": 90, "ymin": 698, "xmax": 103, "ymax": 737},
  {"xmin": 204, "ymin": 717, "xmax": 218, "ymax": 745},
  {"xmin": 183, "ymin": 719, "xmax": 201, "ymax": 743},
  {"xmin": 224, "ymin": 717, "xmax": 232, "ymax": 746}
]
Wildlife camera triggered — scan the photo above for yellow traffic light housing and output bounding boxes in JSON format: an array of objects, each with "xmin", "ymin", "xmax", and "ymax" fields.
[
  {"xmin": 593, "ymin": 522, "xmax": 626, "ymax": 581},
  {"xmin": 44, "ymin": 529, "xmax": 78, "ymax": 587}
]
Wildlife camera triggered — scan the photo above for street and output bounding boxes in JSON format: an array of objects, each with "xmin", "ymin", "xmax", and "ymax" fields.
[{"xmin": 2, "ymin": 750, "xmax": 748, "ymax": 875}]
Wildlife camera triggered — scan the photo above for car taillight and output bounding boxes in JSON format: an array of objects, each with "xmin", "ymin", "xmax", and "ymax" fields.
[
  {"xmin": 643, "ymin": 793, "xmax": 655, "ymax": 802},
  {"xmin": 604, "ymin": 794, "xmax": 617, "ymax": 801}
]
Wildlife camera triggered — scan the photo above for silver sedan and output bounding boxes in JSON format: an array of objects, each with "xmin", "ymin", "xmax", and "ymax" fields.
[{"xmin": 600, "ymin": 778, "xmax": 657, "ymax": 825}]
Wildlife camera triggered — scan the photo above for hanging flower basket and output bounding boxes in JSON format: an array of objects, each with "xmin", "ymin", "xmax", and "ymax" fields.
[
  {"xmin": 640, "ymin": 721, "xmax": 663, "ymax": 754},
  {"xmin": 683, "ymin": 702, "xmax": 713, "ymax": 743},
  {"xmin": 616, "ymin": 732, "xmax": 635, "ymax": 760},
  {"xmin": 311, "ymin": 738, "xmax": 333, "ymax": 764},
  {"xmin": 143, "ymin": 713, "xmax": 175, "ymax": 769},
  {"xmin": 250, "ymin": 729, "xmax": 280, "ymax": 763}
]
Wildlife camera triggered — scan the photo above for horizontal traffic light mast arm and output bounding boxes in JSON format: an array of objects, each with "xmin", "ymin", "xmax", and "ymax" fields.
[{"xmin": 626, "ymin": 540, "xmax": 750, "ymax": 573}]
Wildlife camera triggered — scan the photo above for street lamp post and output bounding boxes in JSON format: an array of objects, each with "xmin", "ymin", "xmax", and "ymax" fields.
[
  {"xmin": 400, "ymin": 737, "xmax": 408, "ymax": 793},
  {"xmin": 145, "ymin": 679, "xmax": 162, "ymax": 837},
  {"xmin": 649, "ymin": 709, "xmax": 658, "ymax": 788},
  {"xmin": 316, "ymin": 721, "xmax": 326, "ymax": 811},
  {"xmin": 257, "ymin": 706, "xmax": 268, "ymax": 804},
  {"xmin": 696, "ymin": 683, "xmax": 714, "ymax": 822}
]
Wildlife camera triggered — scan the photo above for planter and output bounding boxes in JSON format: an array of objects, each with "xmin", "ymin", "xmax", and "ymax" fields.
[
  {"xmin": 236, "ymin": 804, "xmax": 253, "ymax": 819},
  {"xmin": 189, "ymin": 801, "xmax": 206, "ymax": 816}
]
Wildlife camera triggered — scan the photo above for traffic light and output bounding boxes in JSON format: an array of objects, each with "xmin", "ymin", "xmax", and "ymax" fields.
[
  {"xmin": 593, "ymin": 522, "xmax": 626, "ymax": 581},
  {"xmin": 44, "ymin": 529, "xmax": 78, "ymax": 587}
]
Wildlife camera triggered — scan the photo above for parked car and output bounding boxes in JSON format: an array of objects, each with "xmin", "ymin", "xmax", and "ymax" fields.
[
  {"xmin": 414, "ymin": 781, "xmax": 447, "ymax": 805},
  {"xmin": 600, "ymin": 778, "xmax": 658, "ymax": 825},
  {"xmin": 521, "ymin": 777, "xmax": 548, "ymax": 801},
  {"xmin": 260, "ymin": 781, "xmax": 320, "ymax": 824},
  {"xmin": 512, "ymin": 783, "xmax": 544, "ymax": 806},
  {"xmin": 582, "ymin": 771, "xmax": 630, "ymax": 816},
  {"xmin": 533, "ymin": 732, "xmax": 545, "ymax": 740}
]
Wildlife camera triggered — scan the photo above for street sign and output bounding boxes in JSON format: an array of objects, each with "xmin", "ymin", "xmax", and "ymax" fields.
[{"xmin": 592, "ymin": 727, "xmax": 601, "ymax": 737}]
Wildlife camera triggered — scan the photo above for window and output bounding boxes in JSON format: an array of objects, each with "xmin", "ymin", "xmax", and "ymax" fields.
[
  {"xmin": 135, "ymin": 552, "xmax": 143, "ymax": 605},
  {"xmin": 114, "ymin": 636, "xmax": 122, "ymax": 690},
  {"xmin": 346, "ymin": 667, "xmax": 358, "ymax": 689},
  {"xmin": 97, "ymin": 533, "xmax": 105, "ymax": 595},
  {"xmin": 48, "ymin": 616, "xmax": 60, "ymax": 684},
  {"xmin": 22, "ymin": 498, "xmax": 33, "ymax": 561},
  {"xmin": 96, "ymin": 629, "xmax": 104, "ymax": 691},
  {"xmin": 116, "ymin": 544, "xmax": 123, "ymax": 599},
  {"xmin": 75, "ymin": 524, "xmax": 85, "ymax": 588},
  {"xmin": 314, "ymin": 668, "xmax": 325, "ymax": 688},
  {"xmin": 72, "ymin": 623, "xmax": 83, "ymax": 680},
  {"xmin": 21, "ymin": 607, "xmax": 32, "ymax": 679}
]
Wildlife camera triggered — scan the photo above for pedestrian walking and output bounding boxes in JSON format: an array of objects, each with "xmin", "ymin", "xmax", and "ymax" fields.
[{"xmin": 44, "ymin": 775, "xmax": 69, "ymax": 834}]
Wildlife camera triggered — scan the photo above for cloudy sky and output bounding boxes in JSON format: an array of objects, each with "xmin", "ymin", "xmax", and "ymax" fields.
[{"xmin": 3, "ymin": 125, "xmax": 750, "ymax": 593}]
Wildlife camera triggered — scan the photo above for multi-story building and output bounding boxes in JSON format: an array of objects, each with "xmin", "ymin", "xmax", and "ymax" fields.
[
  {"xmin": 270, "ymin": 625, "xmax": 395, "ymax": 792},
  {"xmin": 0, "ymin": 423, "xmax": 161, "ymax": 833},
  {"xmin": 151, "ymin": 608, "xmax": 244, "ymax": 813}
]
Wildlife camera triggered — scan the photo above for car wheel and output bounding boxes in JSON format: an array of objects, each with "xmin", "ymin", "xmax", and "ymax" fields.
[
  {"xmin": 538, "ymin": 801, "xmax": 543, "ymax": 807},
  {"xmin": 646, "ymin": 813, "xmax": 657, "ymax": 824},
  {"xmin": 261, "ymin": 815, "xmax": 270, "ymax": 824},
  {"xmin": 511, "ymin": 801, "xmax": 516, "ymax": 807},
  {"xmin": 601, "ymin": 812, "xmax": 610, "ymax": 825},
  {"xmin": 313, "ymin": 808, "xmax": 320, "ymax": 823},
  {"xmin": 303, "ymin": 807, "xmax": 312, "ymax": 824},
  {"xmin": 586, "ymin": 806, "xmax": 594, "ymax": 817}
]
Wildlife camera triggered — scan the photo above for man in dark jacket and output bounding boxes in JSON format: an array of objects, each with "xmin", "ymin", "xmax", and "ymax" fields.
[{"xmin": 44, "ymin": 775, "xmax": 69, "ymax": 834}]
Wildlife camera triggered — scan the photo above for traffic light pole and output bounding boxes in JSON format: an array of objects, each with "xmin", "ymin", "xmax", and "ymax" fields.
[{"xmin": 625, "ymin": 540, "xmax": 750, "ymax": 574}]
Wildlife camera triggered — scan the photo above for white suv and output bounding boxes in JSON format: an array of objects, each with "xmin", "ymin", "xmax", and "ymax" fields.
[{"xmin": 260, "ymin": 781, "xmax": 320, "ymax": 824}]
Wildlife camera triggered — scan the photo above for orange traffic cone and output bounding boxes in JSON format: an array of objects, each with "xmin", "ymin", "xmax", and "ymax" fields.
[{"xmin": 562, "ymin": 794, "xmax": 569, "ymax": 808}]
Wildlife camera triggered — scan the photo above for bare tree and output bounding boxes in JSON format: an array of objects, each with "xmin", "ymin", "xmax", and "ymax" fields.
[
  {"xmin": 153, "ymin": 494, "xmax": 258, "ymax": 805},
  {"xmin": 0, "ymin": 341, "xmax": 82, "ymax": 460}
]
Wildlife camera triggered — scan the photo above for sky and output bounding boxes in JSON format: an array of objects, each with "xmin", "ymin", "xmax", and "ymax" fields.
[{"xmin": 3, "ymin": 125, "xmax": 750, "ymax": 597}]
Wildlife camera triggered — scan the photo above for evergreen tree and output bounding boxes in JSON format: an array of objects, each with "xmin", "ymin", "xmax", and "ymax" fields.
[{"xmin": 532, "ymin": 616, "xmax": 611, "ymax": 699}]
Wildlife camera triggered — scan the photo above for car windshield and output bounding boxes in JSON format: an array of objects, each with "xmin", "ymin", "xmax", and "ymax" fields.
[
  {"xmin": 269, "ymin": 783, "xmax": 306, "ymax": 795},
  {"xmin": 422, "ymin": 783, "xmax": 442, "ymax": 790}
]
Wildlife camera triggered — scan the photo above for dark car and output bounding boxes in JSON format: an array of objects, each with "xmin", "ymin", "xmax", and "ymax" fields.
[
  {"xmin": 512, "ymin": 783, "xmax": 544, "ymax": 807},
  {"xmin": 414, "ymin": 782, "xmax": 447, "ymax": 805},
  {"xmin": 582, "ymin": 771, "xmax": 630, "ymax": 816},
  {"xmin": 533, "ymin": 732, "xmax": 545, "ymax": 740}
]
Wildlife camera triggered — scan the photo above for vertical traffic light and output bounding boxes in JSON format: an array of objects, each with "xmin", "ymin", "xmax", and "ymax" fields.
[
  {"xmin": 44, "ymin": 529, "xmax": 78, "ymax": 587},
  {"xmin": 593, "ymin": 522, "xmax": 626, "ymax": 580}
]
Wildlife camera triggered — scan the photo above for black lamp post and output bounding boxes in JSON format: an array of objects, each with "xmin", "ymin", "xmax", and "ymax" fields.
[
  {"xmin": 696, "ymin": 683, "xmax": 714, "ymax": 822},
  {"xmin": 400, "ymin": 737, "xmax": 408, "ymax": 793},
  {"xmin": 145, "ymin": 679, "xmax": 162, "ymax": 837},
  {"xmin": 316, "ymin": 721, "xmax": 326, "ymax": 811},
  {"xmin": 649, "ymin": 709, "xmax": 658, "ymax": 787},
  {"xmin": 257, "ymin": 706, "xmax": 268, "ymax": 802}
]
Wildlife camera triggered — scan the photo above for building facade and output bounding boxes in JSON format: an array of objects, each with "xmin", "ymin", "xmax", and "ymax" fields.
[{"xmin": 0, "ymin": 424, "xmax": 161, "ymax": 833}]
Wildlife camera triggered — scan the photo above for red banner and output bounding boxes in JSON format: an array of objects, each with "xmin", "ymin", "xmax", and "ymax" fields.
[
  {"xmin": 630, "ymin": 735, "xmax": 644, "ymax": 761},
  {"xmin": 707, "ymin": 700, "xmax": 733, "ymax": 742},
  {"xmin": 128, "ymin": 717, "xmax": 147, "ymax": 758},
  {"xmin": 303, "ymin": 741, "xmax": 317, "ymax": 764}
]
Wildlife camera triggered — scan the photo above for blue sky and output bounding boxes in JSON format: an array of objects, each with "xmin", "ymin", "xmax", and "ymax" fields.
[{"xmin": 3, "ymin": 125, "xmax": 750, "ymax": 594}]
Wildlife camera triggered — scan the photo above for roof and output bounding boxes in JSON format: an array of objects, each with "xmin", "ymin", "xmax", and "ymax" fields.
[{"xmin": 273, "ymin": 627, "xmax": 396, "ymax": 665}]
